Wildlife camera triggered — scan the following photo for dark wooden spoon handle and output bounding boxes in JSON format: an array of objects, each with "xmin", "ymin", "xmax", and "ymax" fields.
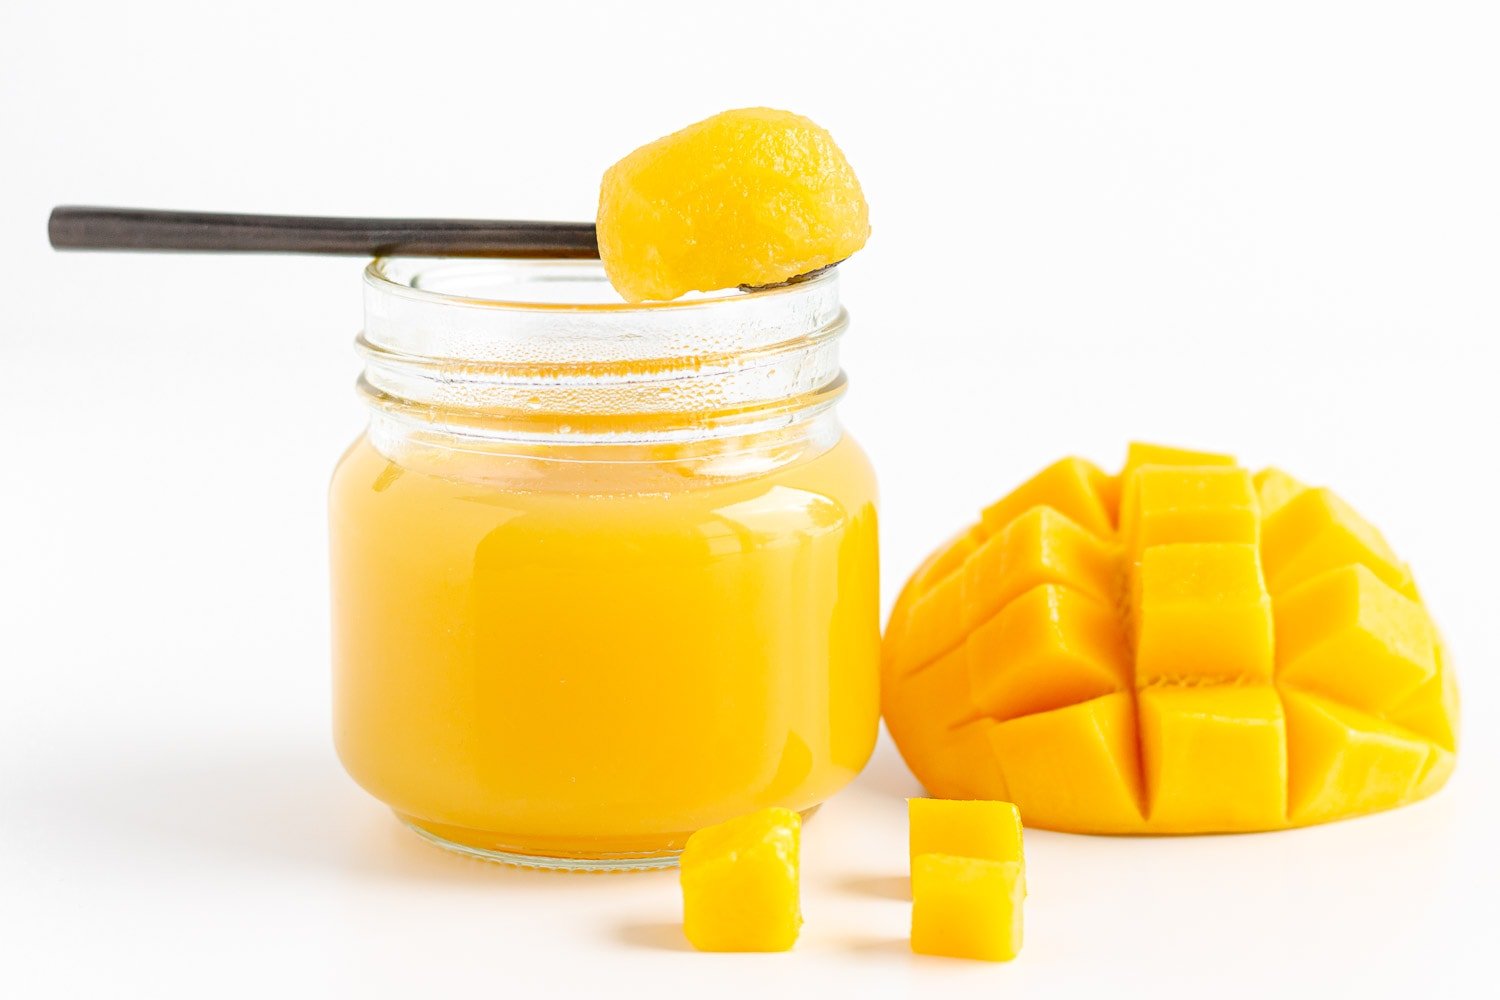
[{"xmin": 48, "ymin": 206, "xmax": 600, "ymax": 258}]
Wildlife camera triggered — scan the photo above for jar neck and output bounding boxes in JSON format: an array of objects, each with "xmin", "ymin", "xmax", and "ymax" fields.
[{"xmin": 357, "ymin": 258, "xmax": 849, "ymax": 448}]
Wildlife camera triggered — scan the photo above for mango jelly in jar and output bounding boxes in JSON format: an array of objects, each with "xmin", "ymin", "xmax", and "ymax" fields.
[{"xmin": 329, "ymin": 259, "xmax": 880, "ymax": 869}]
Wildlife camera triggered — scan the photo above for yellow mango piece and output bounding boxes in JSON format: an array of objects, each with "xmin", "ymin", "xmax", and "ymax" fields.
[
  {"xmin": 680, "ymin": 807, "xmax": 801, "ymax": 952},
  {"xmin": 883, "ymin": 447, "xmax": 1456, "ymax": 834},
  {"xmin": 911, "ymin": 854, "xmax": 1025, "ymax": 962},
  {"xmin": 1118, "ymin": 443, "xmax": 1238, "ymax": 535},
  {"xmin": 1253, "ymin": 466, "xmax": 1308, "ymax": 518},
  {"xmin": 596, "ymin": 108, "xmax": 870, "ymax": 302},
  {"xmin": 883, "ymin": 649, "xmax": 1008, "ymax": 801},
  {"xmin": 989, "ymin": 693, "xmax": 1143, "ymax": 833},
  {"xmin": 965, "ymin": 584, "xmax": 1129, "ymax": 720},
  {"xmin": 1095, "ymin": 471, "xmax": 1123, "ymax": 528},
  {"xmin": 1386, "ymin": 645, "xmax": 1460, "ymax": 752},
  {"xmin": 1412, "ymin": 746, "xmax": 1457, "ymax": 802},
  {"xmin": 1134, "ymin": 543, "xmax": 1273, "ymax": 684},
  {"xmin": 900, "ymin": 718, "xmax": 1010, "ymax": 802},
  {"xmin": 885, "ymin": 649, "xmax": 981, "ymax": 734},
  {"xmin": 979, "ymin": 457, "xmax": 1114, "ymax": 540},
  {"xmin": 898, "ymin": 571, "xmax": 965, "ymax": 675},
  {"xmin": 1125, "ymin": 465, "xmax": 1260, "ymax": 559},
  {"xmin": 1261, "ymin": 487, "xmax": 1409, "ymax": 596},
  {"xmin": 908, "ymin": 798, "xmax": 1024, "ymax": 866},
  {"xmin": 1282, "ymin": 691, "xmax": 1432, "ymax": 825},
  {"xmin": 1122, "ymin": 442, "xmax": 1238, "ymax": 479},
  {"xmin": 919, "ymin": 525, "xmax": 985, "ymax": 591},
  {"xmin": 884, "ymin": 527, "xmax": 986, "ymax": 679},
  {"xmin": 1274, "ymin": 564, "xmax": 1437, "ymax": 713},
  {"xmin": 963, "ymin": 506, "xmax": 1120, "ymax": 628},
  {"xmin": 1140, "ymin": 686, "xmax": 1287, "ymax": 830}
]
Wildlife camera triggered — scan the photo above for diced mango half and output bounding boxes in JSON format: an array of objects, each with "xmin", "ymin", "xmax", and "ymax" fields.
[
  {"xmin": 680, "ymin": 807, "xmax": 801, "ymax": 952},
  {"xmin": 596, "ymin": 108, "xmax": 869, "ymax": 302},
  {"xmin": 908, "ymin": 798, "xmax": 1024, "ymax": 866},
  {"xmin": 911, "ymin": 854, "xmax": 1025, "ymax": 962},
  {"xmin": 882, "ymin": 443, "xmax": 1457, "ymax": 834}
]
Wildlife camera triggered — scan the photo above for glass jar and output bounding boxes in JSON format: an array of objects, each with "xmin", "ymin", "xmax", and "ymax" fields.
[{"xmin": 329, "ymin": 258, "xmax": 880, "ymax": 870}]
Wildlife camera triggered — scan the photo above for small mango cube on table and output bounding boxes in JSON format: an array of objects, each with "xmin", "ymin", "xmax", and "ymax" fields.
[
  {"xmin": 908, "ymin": 798, "xmax": 1024, "ymax": 865},
  {"xmin": 882, "ymin": 443, "xmax": 1458, "ymax": 834},
  {"xmin": 908, "ymin": 799, "xmax": 1026, "ymax": 962},
  {"xmin": 679, "ymin": 807, "xmax": 801, "ymax": 952},
  {"xmin": 911, "ymin": 854, "xmax": 1025, "ymax": 962}
]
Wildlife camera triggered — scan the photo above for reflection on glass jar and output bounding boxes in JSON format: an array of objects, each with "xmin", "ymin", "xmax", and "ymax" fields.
[{"xmin": 329, "ymin": 259, "xmax": 880, "ymax": 869}]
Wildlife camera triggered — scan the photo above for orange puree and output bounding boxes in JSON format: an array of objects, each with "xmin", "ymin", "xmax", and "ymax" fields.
[{"xmin": 329, "ymin": 429, "xmax": 879, "ymax": 865}]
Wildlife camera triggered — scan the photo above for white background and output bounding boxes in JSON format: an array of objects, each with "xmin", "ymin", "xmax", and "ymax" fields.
[{"xmin": 2, "ymin": 1, "xmax": 1497, "ymax": 996}]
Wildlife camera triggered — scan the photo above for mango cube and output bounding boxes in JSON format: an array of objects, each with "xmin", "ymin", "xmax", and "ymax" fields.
[
  {"xmin": 596, "ymin": 108, "xmax": 869, "ymax": 302},
  {"xmin": 1282, "ymin": 692, "xmax": 1432, "ymax": 825},
  {"xmin": 1274, "ymin": 564, "xmax": 1437, "ymax": 712},
  {"xmin": 1387, "ymin": 644, "xmax": 1460, "ymax": 752},
  {"xmin": 679, "ymin": 807, "xmax": 801, "ymax": 952},
  {"xmin": 1261, "ymin": 488, "xmax": 1408, "ymax": 595},
  {"xmin": 1118, "ymin": 443, "xmax": 1237, "ymax": 537},
  {"xmin": 911, "ymin": 854, "xmax": 1025, "ymax": 962},
  {"xmin": 1124, "ymin": 465, "xmax": 1260, "ymax": 559},
  {"xmin": 1122, "ymin": 442, "xmax": 1238, "ymax": 475},
  {"xmin": 1140, "ymin": 686, "xmax": 1287, "ymax": 830},
  {"xmin": 1134, "ymin": 543, "xmax": 1273, "ymax": 684},
  {"xmin": 1253, "ymin": 467, "xmax": 1308, "ymax": 518},
  {"xmin": 987, "ymin": 693, "xmax": 1144, "ymax": 834},
  {"xmin": 881, "ymin": 444, "xmax": 1458, "ymax": 834},
  {"xmin": 908, "ymin": 798, "xmax": 1024, "ymax": 866},
  {"xmin": 898, "ymin": 570, "xmax": 965, "ymax": 675},
  {"xmin": 964, "ymin": 584, "xmax": 1128, "ymax": 720},
  {"xmin": 882, "ymin": 650, "xmax": 1010, "ymax": 801},
  {"xmin": 980, "ymin": 457, "xmax": 1115, "ymax": 540},
  {"xmin": 963, "ymin": 506, "xmax": 1119, "ymax": 627}
]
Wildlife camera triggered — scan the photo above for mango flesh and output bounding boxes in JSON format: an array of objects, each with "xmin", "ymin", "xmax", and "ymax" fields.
[
  {"xmin": 908, "ymin": 798, "xmax": 1024, "ymax": 866},
  {"xmin": 679, "ymin": 807, "xmax": 801, "ymax": 951},
  {"xmin": 883, "ymin": 443, "xmax": 1458, "ymax": 834},
  {"xmin": 910, "ymin": 853, "xmax": 1025, "ymax": 962},
  {"xmin": 596, "ymin": 108, "xmax": 870, "ymax": 302}
]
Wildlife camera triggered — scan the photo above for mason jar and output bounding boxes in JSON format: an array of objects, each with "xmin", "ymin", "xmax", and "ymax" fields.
[{"xmin": 329, "ymin": 258, "xmax": 880, "ymax": 870}]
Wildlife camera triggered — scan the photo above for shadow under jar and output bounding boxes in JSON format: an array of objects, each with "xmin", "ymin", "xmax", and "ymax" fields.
[{"xmin": 329, "ymin": 259, "xmax": 881, "ymax": 870}]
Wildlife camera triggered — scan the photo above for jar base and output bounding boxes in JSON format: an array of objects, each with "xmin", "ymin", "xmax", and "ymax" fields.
[
  {"xmin": 396, "ymin": 814, "xmax": 681, "ymax": 871},
  {"xmin": 395, "ymin": 803, "xmax": 822, "ymax": 872}
]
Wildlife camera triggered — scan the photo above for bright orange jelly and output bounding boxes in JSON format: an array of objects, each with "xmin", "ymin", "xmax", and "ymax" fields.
[{"xmin": 329, "ymin": 428, "xmax": 880, "ymax": 865}]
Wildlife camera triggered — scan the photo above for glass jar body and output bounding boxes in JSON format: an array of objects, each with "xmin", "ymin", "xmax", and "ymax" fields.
[
  {"xmin": 328, "ymin": 260, "xmax": 880, "ymax": 869},
  {"xmin": 330, "ymin": 419, "xmax": 879, "ymax": 866}
]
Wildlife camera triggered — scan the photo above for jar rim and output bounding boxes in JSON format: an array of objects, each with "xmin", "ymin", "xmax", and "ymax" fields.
[
  {"xmin": 365, "ymin": 256, "xmax": 837, "ymax": 314},
  {"xmin": 356, "ymin": 257, "xmax": 849, "ymax": 443}
]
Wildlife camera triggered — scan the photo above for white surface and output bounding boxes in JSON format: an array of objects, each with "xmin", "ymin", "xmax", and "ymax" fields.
[{"xmin": 2, "ymin": 1, "xmax": 1498, "ymax": 996}]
